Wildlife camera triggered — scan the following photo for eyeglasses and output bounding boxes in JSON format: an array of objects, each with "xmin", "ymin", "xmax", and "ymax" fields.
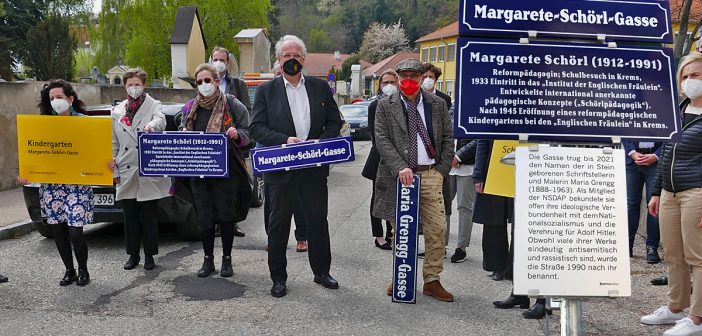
[
  {"xmin": 381, "ymin": 81, "xmax": 397, "ymax": 85},
  {"xmin": 196, "ymin": 78, "xmax": 213, "ymax": 85}
]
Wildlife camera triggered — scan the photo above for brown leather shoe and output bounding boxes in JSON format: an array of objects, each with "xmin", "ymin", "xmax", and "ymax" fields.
[
  {"xmin": 423, "ymin": 280, "xmax": 454, "ymax": 302},
  {"xmin": 296, "ymin": 240, "xmax": 308, "ymax": 252},
  {"xmin": 387, "ymin": 283, "xmax": 392, "ymax": 296}
]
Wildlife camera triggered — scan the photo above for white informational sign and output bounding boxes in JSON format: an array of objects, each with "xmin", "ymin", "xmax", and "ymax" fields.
[{"xmin": 513, "ymin": 146, "xmax": 631, "ymax": 297}]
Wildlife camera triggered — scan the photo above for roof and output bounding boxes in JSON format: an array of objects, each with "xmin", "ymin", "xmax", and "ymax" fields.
[
  {"xmin": 107, "ymin": 65, "xmax": 129, "ymax": 74},
  {"xmin": 669, "ymin": 0, "xmax": 702, "ymax": 22},
  {"xmin": 362, "ymin": 51, "xmax": 420, "ymax": 77},
  {"xmin": 235, "ymin": 29, "xmax": 265, "ymax": 39},
  {"xmin": 303, "ymin": 53, "xmax": 371, "ymax": 77},
  {"xmin": 415, "ymin": 21, "xmax": 459, "ymax": 43},
  {"xmin": 170, "ymin": 6, "xmax": 207, "ymax": 49}
]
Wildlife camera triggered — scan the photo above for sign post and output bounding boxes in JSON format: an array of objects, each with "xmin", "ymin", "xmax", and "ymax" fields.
[{"xmin": 392, "ymin": 176, "xmax": 421, "ymax": 303}]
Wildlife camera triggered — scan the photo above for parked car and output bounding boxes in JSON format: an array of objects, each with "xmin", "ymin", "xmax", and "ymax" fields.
[
  {"xmin": 339, "ymin": 104, "xmax": 370, "ymax": 140},
  {"xmin": 23, "ymin": 100, "xmax": 263, "ymax": 241}
]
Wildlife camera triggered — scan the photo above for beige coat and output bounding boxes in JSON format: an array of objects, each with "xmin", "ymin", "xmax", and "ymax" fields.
[{"xmin": 111, "ymin": 94, "xmax": 170, "ymax": 201}]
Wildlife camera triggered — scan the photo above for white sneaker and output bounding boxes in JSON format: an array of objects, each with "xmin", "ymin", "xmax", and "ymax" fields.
[
  {"xmin": 663, "ymin": 317, "xmax": 702, "ymax": 336},
  {"xmin": 641, "ymin": 306, "xmax": 687, "ymax": 325}
]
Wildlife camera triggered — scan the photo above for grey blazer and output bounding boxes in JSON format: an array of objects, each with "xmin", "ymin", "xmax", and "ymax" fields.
[{"xmin": 372, "ymin": 91, "xmax": 454, "ymax": 222}]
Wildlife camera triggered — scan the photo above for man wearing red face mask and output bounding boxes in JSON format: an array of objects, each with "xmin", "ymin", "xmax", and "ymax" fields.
[{"xmin": 373, "ymin": 59, "xmax": 455, "ymax": 302}]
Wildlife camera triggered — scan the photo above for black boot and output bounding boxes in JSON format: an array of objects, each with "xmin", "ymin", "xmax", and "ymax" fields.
[
  {"xmin": 493, "ymin": 295, "xmax": 530, "ymax": 309},
  {"xmin": 143, "ymin": 255, "xmax": 155, "ymax": 271},
  {"xmin": 123, "ymin": 254, "xmax": 140, "ymax": 270},
  {"xmin": 197, "ymin": 255, "xmax": 216, "ymax": 277},
  {"xmin": 0, "ymin": 274, "xmax": 7, "ymax": 283},
  {"xmin": 76, "ymin": 268, "xmax": 90, "ymax": 286},
  {"xmin": 59, "ymin": 269, "xmax": 77, "ymax": 286},
  {"xmin": 523, "ymin": 301, "xmax": 552, "ymax": 319},
  {"xmin": 220, "ymin": 256, "xmax": 233, "ymax": 277}
]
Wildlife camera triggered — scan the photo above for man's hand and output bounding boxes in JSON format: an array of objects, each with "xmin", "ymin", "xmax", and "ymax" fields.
[
  {"xmin": 226, "ymin": 127, "xmax": 239, "ymax": 140},
  {"xmin": 648, "ymin": 196, "xmax": 660, "ymax": 217},
  {"xmin": 287, "ymin": 137, "xmax": 303, "ymax": 144},
  {"xmin": 630, "ymin": 151, "xmax": 644, "ymax": 162},
  {"xmin": 451, "ymin": 156, "xmax": 460, "ymax": 168},
  {"xmin": 474, "ymin": 182, "xmax": 485, "ymax": 194},
  {"xmin": 399, "ymin": 168, "xmax": 414, "ymax": 186},
  {"xmin": 635, "ymin": 154, "xmax": 658, "ymax": 166}
]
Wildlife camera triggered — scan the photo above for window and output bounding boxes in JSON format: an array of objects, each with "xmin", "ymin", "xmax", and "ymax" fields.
[
  {"xmin": 447, "ymin": 44, "xmax": 456, "ymax": 62},
  {"xmin": 438, "ymin": 45, "xmax": 446, "ymax": 61},
  {"xmin": 421, "ymin": 48, "xmax": 429, "ymax": 62},
  {"xmin": 430, "ymin": 46, "xmax": 437, "ymax": 62},
  {"xmin": 445, "ymin": 80, "xmax": 454, "ymax": 98},
  {"xmin": 436, "ymin": 80, "xmax": 443, "ymax": 92}
]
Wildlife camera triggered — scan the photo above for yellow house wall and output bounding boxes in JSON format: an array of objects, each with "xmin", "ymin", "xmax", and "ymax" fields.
[
  {"xmin": 672, "ymin": 22, "xmax": 700, "ymax": 53},
  {"xmin": 418, "ymin": 36, "xmax": 458, "ymax": 100},
  {"xmin": 186, "ymin": 16, "xmax": 206, "ymax": 77}
]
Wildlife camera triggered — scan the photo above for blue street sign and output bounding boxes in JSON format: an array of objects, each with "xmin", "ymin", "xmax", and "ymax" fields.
[
  {"xmin": 138, "ymin": 132, "xmax": 229, "ymax": 177},
  {"xmin": 393, "ymin": 175, "xmax": 420, "ymax": 304},
  {"xmin": 459, "ymin": 0, "xmax": 672, "ymax": 43},
  {"xmin": 454, "ymin": 38, "xmax": 681, "ymax": 142},
  {"xmin": 250, "ymin": 136, "xmax": 354, "ymax": 174},
  {"xmin": 327, "ymin": 73, "xmax": 337, "ymax": 82}
]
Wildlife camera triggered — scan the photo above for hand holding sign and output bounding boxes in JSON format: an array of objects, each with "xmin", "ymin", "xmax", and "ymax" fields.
[{"xmin": 399, "ymin": 168, "xmax": 414, "ymax": 186}]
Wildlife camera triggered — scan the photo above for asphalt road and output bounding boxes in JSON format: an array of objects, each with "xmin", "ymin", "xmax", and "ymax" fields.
[{"xmin": 0, "ymin": 140, "xmax": 669, "ymax": 335}]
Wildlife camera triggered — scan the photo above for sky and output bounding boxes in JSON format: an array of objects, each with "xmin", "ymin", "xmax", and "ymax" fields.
[{"xmin": 92, "ymin": 0, "xmax": 101, "ymax": 14}]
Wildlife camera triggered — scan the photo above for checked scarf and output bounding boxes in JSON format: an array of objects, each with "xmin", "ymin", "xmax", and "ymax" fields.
[
  {"xmin": 405, "ymin": 95, "xmax": 436, "ymax": 171},
  {"xmin": 185, "ymin": 90, "xmax": 232, "ymax": 132},
  {"xmin": 123, "ymin": 93, "xmax": 145, "ymax": 126}
]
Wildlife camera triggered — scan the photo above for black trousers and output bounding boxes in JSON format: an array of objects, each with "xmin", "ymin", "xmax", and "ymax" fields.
[
  {"xmin": 370, "ymin": 180, "xmax": 392, "ymax": 239},
  {"xmin": 122, "ymin": 199, "xmax": 158, "ymax": 256},
  {"xmin": 267, "ymin": 176, "xmax": 330, "ymax": 282},
  {"xmin": 263, "ymin": 184, "xmax": 306, "ymax": 241}
]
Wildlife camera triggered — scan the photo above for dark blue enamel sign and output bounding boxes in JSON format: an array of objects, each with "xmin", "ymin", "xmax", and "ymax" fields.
[
  {"xmin": 454, "ymin": 38, "xmax": 681, "ymax": 142},
  {"xmin": 393, "ymin": 176, "xmax": 420, "ymax": 304},
  {"xmin": 250, "ymin": 137, "xmax": 355, "ymax": 174},
  {"xmin": 138, "ymin": 132, "xmax": 229, "ymax": 177},
  {"xmin": 460, "ymin": 0, "xmax": 672, "ymax": 43}
]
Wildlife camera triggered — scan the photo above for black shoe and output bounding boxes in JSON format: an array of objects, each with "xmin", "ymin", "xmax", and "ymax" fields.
[
  {"xmin": 197, "ymin": 256, "xmax": 216, "ymax": 277},
  {"xmin": 450, "ymin": 248, "xmax": 467, "ymax": 263},
  {"xmin": 143, "ymin": 255, "xmax": 155, "ymax": 271},
  {"xmin": 418, "ymin": 252, "xmax": 425, "ymax": 258},
  {"xmin": 220, "ymin": 256, "xmax": 233, "ymax": 277},
  {"xmin": 313, "ymin": 273, "xmax": 339, "ymax": 289},
  {"xmin": 0, "ymin": 274, "xmax": 7, "ymax": 283},
  {"xmin": 233, "ymin": 224, "xmax": 246, "ymax": 237},
  {"xmin": 490, "ymin": 271, "xmax": 505, "ymax": 281},
  {"xmin": 523, "ymin": 302, "xmax": 552, "ymax": 319},
  {"xmin": 651, "ymin": 276, "xmax": 669, "ymax": 286},
  {"xmin": 59, "ymin": 269, "xmax": 77, "ymax": 286},
  {"xmin": 123, "ymin": 254, "xmax": 140, "ymax": 270},
  {"xmin": 375, "ymin": 239, "xmax": 392, "ymax": 250},
  {"xmin": 493, "ymin": 295, "xmax": 530, "ymax": 309},
  {"xmin": 76, "ymin": 268, "xmax": 90, "ymax": 286},
  {"xmin": 271, "ymin": 280, "xmax": 287, "ymax": 298},
  {"xmin": 646, "ymin": 246, "xmax": 661, "ymax": 264}
]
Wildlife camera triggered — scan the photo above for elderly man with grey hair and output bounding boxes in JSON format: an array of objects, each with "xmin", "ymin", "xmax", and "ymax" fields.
[{"xmin": 250, "ymin": 35, "xmax": 343, "ymax": 298}]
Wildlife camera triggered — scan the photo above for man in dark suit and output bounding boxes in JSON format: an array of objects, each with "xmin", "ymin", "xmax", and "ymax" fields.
[
  {"xmin": 249, "ymin": 35, "xmax": 342, "ymax": 298},
  {"xmin": 211, "ymin": 46, "xmax": 251, "ymax": 113}
]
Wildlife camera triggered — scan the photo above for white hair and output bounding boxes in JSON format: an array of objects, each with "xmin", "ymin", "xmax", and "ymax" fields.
[{"xmin": 275, "ymin": 35, "xmax": 307, "ymax": 58}]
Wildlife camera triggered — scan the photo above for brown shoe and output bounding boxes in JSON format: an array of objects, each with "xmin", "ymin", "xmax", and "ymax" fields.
[
  {"xmin": 387, "ymin": 283, "xmax": 392, "ymax": 296},
  {"xmin": 296, "ymin": 240, "xmax": 308, "ymax": 252},
  {"xmin": 423, "ymin": 280, "xmax": 454, "ymax": 302}
]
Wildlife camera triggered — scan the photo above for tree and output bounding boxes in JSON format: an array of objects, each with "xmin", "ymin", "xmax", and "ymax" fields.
[
  {"xmin": 672, "ymin": 0, "xmax": 702, "ymax": 60},
  {"xmin": 307, "ymin": 28, "xmax": 333, "ymax": 52},
  {"xmin": 338, "ymin": 54, "xmax": 360, "ymax": 80},
  {"xmin": 0, "ymin": 0, "xmax": 46, "ymax": 79},
  {"xmin": 22, "ymin": 15, "xmax": 77, "ymax": 80},
  {"xmin": 358, "ymin": 21, "xmax": 409, "ymax": 63}
]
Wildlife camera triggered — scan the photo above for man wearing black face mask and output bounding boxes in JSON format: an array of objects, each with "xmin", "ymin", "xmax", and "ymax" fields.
[{"xmin": 250, "ymin": 35, "xmax": 342, "ymax": 298}]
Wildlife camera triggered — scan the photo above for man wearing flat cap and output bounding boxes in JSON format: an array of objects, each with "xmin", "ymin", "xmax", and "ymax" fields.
[{"xmin": 373, "ymin": 59, "xmax": 455, "ymax": 302}]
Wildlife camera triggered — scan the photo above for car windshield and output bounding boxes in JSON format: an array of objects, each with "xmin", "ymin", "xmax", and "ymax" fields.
[{"xmin": 340, "ymin": 105, "xmax": 368, "ymax": 118}]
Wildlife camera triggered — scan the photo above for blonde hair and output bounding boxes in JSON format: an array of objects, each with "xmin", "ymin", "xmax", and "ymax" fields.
[
  {"xmin": 194, "ymin": 63, "xmax": 219, "ymax": 80},
  {"xmin": 677, "ymin": 52, "xmax": 702, "ymax": 90}
]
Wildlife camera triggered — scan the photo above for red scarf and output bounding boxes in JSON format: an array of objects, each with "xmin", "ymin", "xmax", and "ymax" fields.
[{"xmin": 123, "ymin": 94, "xmax": 146, "ymax": 126}]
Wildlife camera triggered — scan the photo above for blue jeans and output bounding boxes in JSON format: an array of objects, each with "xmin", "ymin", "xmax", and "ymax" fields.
[{"xmin": 626, "ymin": 163, "xmax": 660, "ymax": 250}]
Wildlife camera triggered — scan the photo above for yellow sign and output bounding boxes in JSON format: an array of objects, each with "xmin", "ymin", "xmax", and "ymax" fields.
[
  {"xmin": 17, "ymin": 115, "xmax": 112, "ymax": 185},
  {"xmin": 484, "ymin": 140, "xmax": 531, "ymax": 198}
]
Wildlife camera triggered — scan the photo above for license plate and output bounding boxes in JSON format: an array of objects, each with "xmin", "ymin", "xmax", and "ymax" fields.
[{"xmin": 94, "ymin": 193, "xmax": 114, "ymax": 206}]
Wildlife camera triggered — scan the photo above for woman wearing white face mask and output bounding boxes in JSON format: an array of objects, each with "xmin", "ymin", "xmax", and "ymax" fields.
[
  {"xmin": 362, "ymin": 69, "xmax": 398, "ymax": 250},
  {"xmin": 18, "ymin": 80, "xmax": 94, "ymax": 286},
  {"xmin": 641, "ymin": 52, "xmax": 702, "ymax": 336},
  {"xmin": 109, "ymin": 68, "xmax": 169, "ymax": 271},
  {"xmin": 178, "ymin": 63, "xmax": 252, "ymax": 278}
]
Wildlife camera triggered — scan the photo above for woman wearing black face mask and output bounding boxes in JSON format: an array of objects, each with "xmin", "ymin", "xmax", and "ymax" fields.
[
  {"xmin": 109, "ymin": 68, "xmax": 169, "ymax": 271},
  {"xmin": 179, "ymin": 64, "xmax": 252, "ymax": 278},
  {"xmin": 18, "ymin": 79, "xmax": 95, "ymax": 287}
]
